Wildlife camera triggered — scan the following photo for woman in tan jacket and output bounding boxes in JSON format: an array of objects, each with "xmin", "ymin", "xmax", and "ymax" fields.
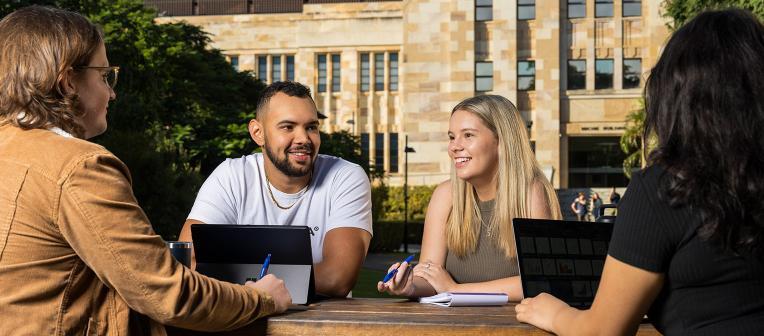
[{"xmin": 0, "ymin": 6, "xmax": 290, "ymax": 335}]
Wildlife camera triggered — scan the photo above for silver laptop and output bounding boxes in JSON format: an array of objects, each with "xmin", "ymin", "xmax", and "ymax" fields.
[{"xmin": 191, "ymin": 224, "xmax": 315, "ymax": 304}]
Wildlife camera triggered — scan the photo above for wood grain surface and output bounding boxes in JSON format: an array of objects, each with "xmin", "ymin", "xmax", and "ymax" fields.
[{"xmin": 166, "ymin": 298, "xmax": 661, "ymax": 335}]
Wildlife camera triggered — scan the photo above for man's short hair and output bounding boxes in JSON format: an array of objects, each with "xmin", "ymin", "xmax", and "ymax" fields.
[{"xmin": 255, "ymin": 81, "xmax": 314, "ymax": 119}]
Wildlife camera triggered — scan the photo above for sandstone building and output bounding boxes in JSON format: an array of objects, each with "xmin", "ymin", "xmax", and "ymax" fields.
[{"xmin": 148, "ymin": 0, "xmax": 670, "ymax": 188}]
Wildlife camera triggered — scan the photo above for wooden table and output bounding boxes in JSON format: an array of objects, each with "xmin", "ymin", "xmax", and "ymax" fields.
[{"xmin": 167, "ymin": 298, "xmax": 661, "ymax": 335}]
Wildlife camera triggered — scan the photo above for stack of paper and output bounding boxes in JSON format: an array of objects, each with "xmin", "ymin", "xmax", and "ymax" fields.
[{"xmin": 419, "ymin": 292, "xmax": 509, "ymax": 307}]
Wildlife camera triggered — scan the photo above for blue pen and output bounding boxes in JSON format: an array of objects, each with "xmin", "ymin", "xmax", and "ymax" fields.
[
  {"xmin": 258, "ymin": 253, "xmax": 272, "ymax": 280},
  {"xmin": 382, "ymin": 255, "xmax": 415, "ymax": 283}
]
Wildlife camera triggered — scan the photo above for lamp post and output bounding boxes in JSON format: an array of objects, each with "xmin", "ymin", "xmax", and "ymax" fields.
[
  {"xmin": 347, "ymin": 119, "xmax": 355, "ymax": 134},
  {"xmin": 403, "ymin": 135, "xmax": 416, "ymax": 253}
]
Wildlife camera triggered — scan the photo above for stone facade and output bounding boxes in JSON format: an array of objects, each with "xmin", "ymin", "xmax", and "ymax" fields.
[{"xmin": 153, "ymin": 0, "xmax": 670, "ymax": 187}]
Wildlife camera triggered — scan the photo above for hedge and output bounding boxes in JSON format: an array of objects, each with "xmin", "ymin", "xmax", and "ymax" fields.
[{"xmin": 369, "ymin": 221, "xmax": 425, "ymax": 253}]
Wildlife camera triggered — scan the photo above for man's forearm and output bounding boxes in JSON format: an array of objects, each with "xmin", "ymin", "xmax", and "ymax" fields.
[{"xmin": 313, "ymin": 261, "xmax": 358, "ymax": 297}]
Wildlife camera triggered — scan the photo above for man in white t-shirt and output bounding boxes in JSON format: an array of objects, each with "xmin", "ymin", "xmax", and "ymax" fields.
[{"xmin": 179, "ymin": 81, "xmax": 372, "ymax": 298}]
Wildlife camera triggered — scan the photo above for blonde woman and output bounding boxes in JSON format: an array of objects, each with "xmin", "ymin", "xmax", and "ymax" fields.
[{"xmin": 378, "ymin": 95, "xmax": 561, "ymax": 301}]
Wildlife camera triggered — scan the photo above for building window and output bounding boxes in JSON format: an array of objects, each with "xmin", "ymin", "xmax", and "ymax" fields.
[
  {"xmin": 389, "ymin": 133, "xmax": 399, "ymax": 173},
  {"xmin": 595, "ymin": 0, "xmax": 613, "ymax": 18},
  {"xmin": 272, "ymin": 55, "xmax": 282, "ymax": 81},
  {"xmin": 360, "ymin": 132, "xmax": 398, "ymax": 173},
  {"xmin": 595, "ymin": 59, "xmax": 614, "ymax": 89},
  {"xmin": 476, "ymin": 0, "xmax": 492, "ymax": 21},
  {"xmin": 361, "ymin": 133, "xmax": 370, "ymax": 169},
  {"xmin": 374, "ymin": 53, "xmax": 385, "ymax": 91},
  {"xmin": 389, "ymin": 52, "xmax": 399, "ymax": 91},
  {"xmin": 623, "ymin": 58, "xmax": 641, "ymax": 89},
  {"xmin": 331, "ymin": 54, "xmax": 341, "ymax": 92},
  {"xmin": 229, "ymin": 55, "xmax": 239, "ymax": 71},
  {"xmin": 518, "ymin": 60, "xmax": 535, "ymax": 91},
  {"xmin": 518, "ymin": 0, "xmax": 535, "ymax": 20},
  {"xmin": 375, "ymin": 133, "xmax": 385, "ymax": 172},
  {"xmin": 361, "ymin": 51, "xmax": 398, "ymax": 93},
  {"xmin": 360, "ymin": 53, "xmax": 370, "ymax": 92},
  {"xmin": 568, "ymin": 0, "xmax": 585, "ymax": 18},
  {"xmin": 286, "ymin": 55, "xmax": 295, "ymax": 81},
  {"xmin": 623, "ymin": 0, "xmax": 641, "ymax": 17},
  {"xmin": 257, "ymin": 56, "xmax": 267, "ymax": 82},
  {"xmin": 317, "ymin": 54, "xmax": 327, "ymax": 92},
  {"xmin": 567, "ymin": 60, "xmax": 586, "ymax": 90},
  {"xmin": 475, "ymin": 61, "xmax": 493, "ymax": 92}
]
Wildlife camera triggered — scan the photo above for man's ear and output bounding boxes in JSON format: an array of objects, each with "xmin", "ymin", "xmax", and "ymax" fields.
[
  {"xmin": 248, "ymin": 119, "xmax": 265, "ymax": 146},
  {"xmin": 59, "ymin": 67, "xmax": 77, "ymax": 95}
]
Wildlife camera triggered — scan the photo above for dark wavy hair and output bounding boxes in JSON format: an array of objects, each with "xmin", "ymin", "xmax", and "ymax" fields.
[
  {"xmin": 0, "ymin": 6, "xmax": 103, "ymax": 138},
  {"xmin": 644, "ymin": 9, "xmax": 764, "ymax": 257}
]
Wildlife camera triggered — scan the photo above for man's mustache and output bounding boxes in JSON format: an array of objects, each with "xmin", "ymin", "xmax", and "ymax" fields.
[{"xmin": 285, "ymin": 144, "xmax": 314, "ymax": 153}]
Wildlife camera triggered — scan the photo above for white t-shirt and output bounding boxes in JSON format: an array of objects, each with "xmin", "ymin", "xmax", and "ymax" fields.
[{"xmin": 188, "ymin": 153, "xmax": 373, "ymax": 264}]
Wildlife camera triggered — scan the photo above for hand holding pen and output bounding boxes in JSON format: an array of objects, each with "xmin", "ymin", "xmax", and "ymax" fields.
[
  {"xmin": 244, "ymin": 253, "xmax": 292, "ymax": 313},
  {"xmin": 377, "ymin": 255, "xmax": 416, "ymax": 296},
  {"xmin": 259, "ymin": 253, "xmax": 272, "ymax": 280},
  {"xmin": 382, "ymin": 255, "xmax": 414, "ymax": 282},
  {"xmin": 246, "ymin": 253, "xmax": 272, "ymax": 283}
]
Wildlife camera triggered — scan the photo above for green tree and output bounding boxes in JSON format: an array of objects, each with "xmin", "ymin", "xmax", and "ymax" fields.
[
  {"xmin": 620, "ymin": 99, "xmax": 646, "ymax": 178},
  {"xmin": 620, "ymin": 0, "xmax": 764, "ymax": 175},
  {"xmin": 663, "ymin": 0, "xmax": 764, "ymax": 29},
  {"xmin": 319, "ymin": 130, "xmax": 368, "ymax": 173}
]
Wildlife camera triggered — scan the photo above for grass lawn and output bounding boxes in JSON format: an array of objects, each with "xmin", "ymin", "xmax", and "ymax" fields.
[{"xmin": 352, "ymin": 268, "xmax": 388, "ymax": 298}]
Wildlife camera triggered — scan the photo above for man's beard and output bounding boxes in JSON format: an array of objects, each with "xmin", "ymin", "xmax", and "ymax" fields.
[{"xmin": 264, "ymin": 143, "xmax": 315, "ymax": 177}]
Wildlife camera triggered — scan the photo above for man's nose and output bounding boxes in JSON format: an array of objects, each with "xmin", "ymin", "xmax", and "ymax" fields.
[{"xmin": 293, "ymin": 127, "xmax": 310, "ymax": 144}]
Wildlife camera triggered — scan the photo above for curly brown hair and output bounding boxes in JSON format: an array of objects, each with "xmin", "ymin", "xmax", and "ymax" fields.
[{"xmin": 0, "ymin": 6, "xmax": 103, "ymax": 138}]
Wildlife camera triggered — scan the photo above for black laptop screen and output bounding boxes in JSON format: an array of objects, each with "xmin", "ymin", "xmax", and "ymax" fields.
[
  {"xmin": 191, "ymin": 224, "xmax": 312, "ymax": 265},
  {"xmin": 513, "ymin": 218, "xmax": 614, "ymax": 309}
]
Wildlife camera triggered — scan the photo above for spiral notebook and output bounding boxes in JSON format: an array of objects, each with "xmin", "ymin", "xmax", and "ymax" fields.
[{"xmin": 419, "ymin": 292, "xmax": 509, "ymax": 307}]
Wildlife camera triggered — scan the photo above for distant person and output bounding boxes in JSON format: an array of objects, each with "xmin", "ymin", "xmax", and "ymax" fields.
[
  {"xmin": 588, "ymin": 192, "xmax": 603, "ymax": 221},
  {"xmin": 377, "ymin": 95, "xmax": 562, "ymax": 301},
  {"xmin": 179, "ymin": 81, "xmax": 372, "ymax": 298},
  {"xmin": 570, "ymin": 192, "xmax": 587, "ymax": 221},
  {"xmin": 0, "ymin": 6, "xmax": 290, "ymax": 335},
  {"xmin": 516, "ymin": 9, "xmax": 764, "ymax": 335},
  {"xmin": 609, "ymin": 186, "xmax": 621, "ymax": 205}
]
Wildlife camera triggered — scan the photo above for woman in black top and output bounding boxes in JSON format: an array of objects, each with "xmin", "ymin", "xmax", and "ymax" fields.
[{"xmin": 515, "ymin": 9, "xmax": 764, "ymax": 335}]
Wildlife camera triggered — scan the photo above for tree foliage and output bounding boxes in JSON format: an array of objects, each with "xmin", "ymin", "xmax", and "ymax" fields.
[
  {"xmin": 620, "ymin": 99, "xmax": 646, "ymax": 178},
  {"xmin": 620, "ymin": 1, "xmax": 764, "ymax": 176},
  {"xmin": 663, "ymin": 0, "xmax": 764, "ymax": 29},
  {"xmin": 319, "ymin": 130, "xmax": 369, "ymax": 173},
  {"xmin": 380, "ymin": 185, "xmax": 436, "ymax": 221}
]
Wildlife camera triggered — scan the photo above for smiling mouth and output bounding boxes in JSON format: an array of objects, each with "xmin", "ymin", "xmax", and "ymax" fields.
[
  {"xmin": 454, "ymin": 157, "xmax": 471, "ymax": 168},
  {"xmin": 288, "ymin": 151, "xmax": 312, "ymax": 160}
]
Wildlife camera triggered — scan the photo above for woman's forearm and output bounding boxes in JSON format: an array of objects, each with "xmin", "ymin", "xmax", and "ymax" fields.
[
  {"xmin": 409, "ymin": 276, "xmax": 438, "ymax": 298},
  {"xmin": 450, "ymin": 276, "xmax": 523, "ymax": 301}
]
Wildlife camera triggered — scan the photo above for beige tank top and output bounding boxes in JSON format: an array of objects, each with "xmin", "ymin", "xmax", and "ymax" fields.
[{"xmin": 445, "ymin": 199, "xmax": 519, "ymax": 283}]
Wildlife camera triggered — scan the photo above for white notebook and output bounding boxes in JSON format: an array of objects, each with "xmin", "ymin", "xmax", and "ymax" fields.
[{"xmin": 419, "ymin": 292, "xmax": 509, "ymax": 307}]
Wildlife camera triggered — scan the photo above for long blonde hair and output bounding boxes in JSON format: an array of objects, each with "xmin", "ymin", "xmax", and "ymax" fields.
[{"xmin": 447, "ymin": 95, "xmax": 562, "ymax": 258}]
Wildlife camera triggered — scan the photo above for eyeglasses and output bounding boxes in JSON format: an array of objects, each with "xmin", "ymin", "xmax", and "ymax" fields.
[{"xmin": 74, "ymin": 66, "xmax": 120, "ymax": 89}]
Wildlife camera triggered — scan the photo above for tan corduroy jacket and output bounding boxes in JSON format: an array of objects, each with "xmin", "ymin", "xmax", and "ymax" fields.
[{"xmin": 0, "ymin": 125, "xmax": 275, "ymax": 335}]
